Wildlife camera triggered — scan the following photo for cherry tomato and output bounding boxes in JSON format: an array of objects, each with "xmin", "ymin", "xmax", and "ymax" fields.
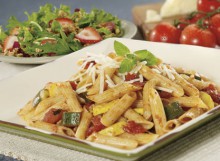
[
  {"xmin": 149, "ymin": 23, "xmax": 181, "ymax": 43},
  {"xmin": 123, "ymin": 121, "xmax": 146, "ymax": 134},
  {"xmin": 125, "ymin": 73, "xmax": 138, "ymax": 81},
  {"xmin": 210, "ymin": 14, "xmax": 220, "ymax": 45},
  {"xmin": 203, "ymin": 84, "xmax": 220, "ymax": 104},
  {"xmin": 197, "ymin": 0, "xmax": 220, "ymax": 12},
  {"xmin": 180, "ymin": 24, "xmax": 217, "ymax": 48},
  {"xmin": 43, "ymin": 108, "xmax": 65, "ymax": 124}
]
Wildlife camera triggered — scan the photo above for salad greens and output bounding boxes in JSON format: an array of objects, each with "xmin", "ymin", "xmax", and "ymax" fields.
[
  {"xmin": 0, "ymin": 4, "xmax": 123, "ymax": 57},
  {"xmin": 114, "ymin": 41, "xmax": 159, "ymax": 73}
]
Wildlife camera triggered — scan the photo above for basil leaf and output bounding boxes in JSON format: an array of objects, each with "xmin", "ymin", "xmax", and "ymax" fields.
[
  {"xmin": 135, "ymin": 49, "xmax": 158, "ymax": 66},
  {"xmin": 114, "ymin": 40, "xmax": 130, "ymax": 56},
  {"xmin": 119, "ymin": 58, "xmax": 135, "ymax": 73}
]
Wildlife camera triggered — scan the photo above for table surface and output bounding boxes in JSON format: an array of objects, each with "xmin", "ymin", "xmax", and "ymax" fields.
[{"xmin": 1, "ymin": 1, "xmax": 220, "ymax": 161}]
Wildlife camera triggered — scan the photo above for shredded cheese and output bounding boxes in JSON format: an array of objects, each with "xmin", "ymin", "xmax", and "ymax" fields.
[
  {"xmin": 155, "ymin": 86, "xmax": 173, "ymax": 93},
  {"xmin": 99, "ymin": 69, "xmax": 105, "ymax": 94},
  {"xmin": 76, "ymin": 83, "xmax": 93, "ymax": 94}
]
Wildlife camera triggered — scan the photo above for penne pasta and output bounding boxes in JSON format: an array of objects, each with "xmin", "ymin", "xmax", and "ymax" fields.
[
  {"xmin": 119, "ymin": 132, "xmax": 159, "ymax": 145},
  {"xmin": 87, "ymin": 133, "xmax": 138, "ymax": 150},
  {"xmin": 101, "ymin": 92, "xmax": 137, "ymax": 126},
  {"xmin": 140, "ymin": 66, "xmax": 184, "ymax": 97},
  {"xmin": 87, "ymin": 83, "xmax": 140, "ymax": 104},
  {"xmin": 149, "ymin": 88, "xmax": 167, "ymax": 135},
  {"xmin": 163, "ymin": 119, "xmax": 181, "ymax": 133},
  {"xmin": 178, "ymin": 108, "xmax": 205, "ymax": 124},
  {"xmin": 124, "ymin": 109, "xmax": 154, "ymax": 130},
  {"xmin": 75, "ymin": 108, "xmax": 93, "ymax": 140},
  {"xmin": 58, "ymin": 82, "xmax": 83, "ymax": 112},
  {"xmin": 169, "ymin": 96, "xmax": 208, "ymax": 109},
  {"xmin": 87, "ymin": 67, "xmax": 116, "ymax": 95},
  {"xmin": 29, "ymin": 120, "xmax": 74, "ymax": 137},
  {"xmin": 173, "ymin": 72, "xmax": 199, "ymax": 96},
  {"xmin": 18, "ymin": 41, "xmax": 220, "ymax": 150}
]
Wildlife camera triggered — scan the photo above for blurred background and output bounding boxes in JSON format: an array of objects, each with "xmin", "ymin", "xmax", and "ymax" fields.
[{"xmin": 0, "ymin": 0, "xmax": 163, "ymax": 28}]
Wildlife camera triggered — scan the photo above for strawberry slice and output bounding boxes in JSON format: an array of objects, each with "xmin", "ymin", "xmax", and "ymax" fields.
[
  {"xmin": 75, "ymin": 27, "xmax": 102, "ymax": 44},
  {"xmin": 3, "ymin": 36, "xmax": 18, "ymax": 52},
  {"xmin": 55, "ymin": 18, "xmax": 74, "ymax": 26}
]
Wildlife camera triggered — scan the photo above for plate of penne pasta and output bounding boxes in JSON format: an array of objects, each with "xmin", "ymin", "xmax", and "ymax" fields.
[{"xmin": 0, "ymin": 38, "xmax": 220, "ymax": 161}]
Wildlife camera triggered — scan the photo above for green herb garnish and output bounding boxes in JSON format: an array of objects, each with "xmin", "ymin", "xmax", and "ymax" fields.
[{"xmin": 114, "ymin": 40, "xmax": 158, "ymax": 73}]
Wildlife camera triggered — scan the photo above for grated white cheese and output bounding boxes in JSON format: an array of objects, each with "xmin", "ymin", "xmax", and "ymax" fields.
[
  {"xmin": 76, "ymin": 83, "xmax": 93, "ymax": 94},
  {"xmin": 70, "ymin": 72, "xmax": 87, "ymax": 82},
  {"xmin": 99, "ymin": 69, "xmax": 105, "ymax": 94},
  {"xmin": 105, "ymin": 75, "xmax": 116, "ymax": 88},
  {"xmin": 125, "ymin": 78, "xmax": 141, "ymax": 84},
  {"xmin": 156, "ymin": 86, "xmax": 173, "ymax": 93},
  {"xmin": 139, "ymin": 74, "xmax": 144, "ymax": 83},
  {"xmin": 163, "ymin": 64, "xmax": 175, "ymax": 80},
  {"xmin": 130, "ymin": 62, "xmax": 143, "ymax": 74},
  {"xmin": 152, "ymin": 68, "xmax": 161, "ymax": 74}
]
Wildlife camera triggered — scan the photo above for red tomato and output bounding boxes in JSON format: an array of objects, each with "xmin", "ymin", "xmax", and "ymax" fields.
[
  {"xmin": 210, "ymin": 14, "xmax": 220, "ymax": 45},
  {"xmin": 159, "ymin": 91, "xmax": 172, "ymax": 98},
  {"xmin": 43, "ymin": 108, "xmax": 65, "ymax": 124},
  {"xmin": 203, "ymin": 84, "xmax": 220, "ymax": 104},
  {"xmin": 149, "ymin": 23, "xmax": 181, "ymax": 43},
  {"xmin": 197, "ymin": 0, "xmax": 220, "ymax": 12},
  {"xmin": 86, "ymin": 115, "xmax": 105, "ymax": 137},
  {"xmin": 123, "ymin": 121, "xmax": 146, "ymax": 134},
  {"xmin": 180, "ymin": 24, "xmax": 217, "ymax": 48},
  {"xmin": 125, "ymin": 73, "xmax": 138, "ymax": 81},
  {"xmin": 69, "ymin": 81, "xmax": 77, "ymax": 90}
]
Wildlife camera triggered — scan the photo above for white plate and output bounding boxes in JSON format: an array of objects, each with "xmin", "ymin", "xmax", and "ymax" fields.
[
  {"xmin": 1, "ymin": 38, "xmax": 220, "ymax": 161},
  {"xmin": 0, "ymin": 20, "xmax": 137, "ymax": 65}
]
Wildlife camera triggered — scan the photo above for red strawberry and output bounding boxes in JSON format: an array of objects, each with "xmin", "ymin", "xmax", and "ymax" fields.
[
  {"xmin": 3, "ymin": 36, "xmax": 18, "ymax": 52},
  {"xmin": 75, "ymin": 27, "xmax": 102, "ymax": 44},
  {"xmin": 55, "ymin": 18, "xmax": 74, "ymax": 26}
]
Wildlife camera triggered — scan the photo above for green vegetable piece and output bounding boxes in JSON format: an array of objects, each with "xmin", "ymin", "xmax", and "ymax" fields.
[
  {"xmin": 32, "ymin": 89, "xmax": 49, "ymax": 107},
  {"xmin": 62, "ymin": 112, "xmax": 81, "ymax": 127},
  {"xmin": 194, "ymin": 75, "xmax": 202, "ymax": 81},
  {"xmin": 114, "ymin": 40, "xmax": 130, "ymax": 56},
  {"xmin": 134, "ymin": 50, "xmax": 158, "ymax": 66},
  {"xmin": 0, "ymin": 26, "xmax": 7, "ymax": 44},
  {"xmin": 164, "ymin": 102, "xmax": 184, "ymax": 120}
]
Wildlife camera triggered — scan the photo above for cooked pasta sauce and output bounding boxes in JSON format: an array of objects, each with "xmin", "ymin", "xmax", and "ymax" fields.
[{"xmin": 18, "ymin": 41, "xmax": 220, "ymax": 150}]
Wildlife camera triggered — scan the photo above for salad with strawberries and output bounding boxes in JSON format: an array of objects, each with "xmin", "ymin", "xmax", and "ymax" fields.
[{"xmin": 0, "ymin": 4, "xmax": 124, "ymax": 57}]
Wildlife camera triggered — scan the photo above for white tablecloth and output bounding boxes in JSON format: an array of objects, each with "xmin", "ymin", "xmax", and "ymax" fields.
[{"xmin": 1, "ymin": 62, "xmax": 220, "ymax": 161}]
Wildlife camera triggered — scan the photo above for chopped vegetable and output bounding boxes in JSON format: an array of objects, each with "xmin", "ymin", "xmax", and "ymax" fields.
[
  {"xmin": 164, "ymin": 102, "xmax": 184, "ymax": 120},
  {"xmin": 123, "ymin": 121, "xmax": 146, "ymax": 134},
  {"xmin": 43, "ymin": 108, "xmax": 65, "ymax": 124},
  {"xmin": 99, "ymin": 121, "xmax": 126, "ymax": 136},
  {"xmin": 62, "ymin": 112, "xmax": 81, "ymax": 127},
  {"xmin": 32, "ymin": 89, "xmax": 49, "ymax": 107},
  {"xmin": 200, "ymin": 91, "xmax": 214, "ymax": 109}
]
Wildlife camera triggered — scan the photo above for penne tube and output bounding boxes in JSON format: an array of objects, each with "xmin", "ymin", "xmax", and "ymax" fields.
[
  {"xmin": 34, "ymin": 95, "xmax": 65, "ymax": 115},
  {"xmin": 75, "ymin": 108, "xmax": 93, "ymax": 140},
  {"xmin": 58, "ymin": 82, "xmax": 83, "ymax": 112},
  {"xmin": 119, "ymin": 132, "xmax": 159, "ymax": 145},
  {"xmin": 181, "ymin": 74, "xmax": 211, "ymax": 90},
  {"xmin": 86, "ymin": 133, "xmax": 138, "ymax": 150},
  {"xmin": 124, "ymin": 109, "xmax": 154, "ymax": 130},
  {"xmin": 77, "ymin": 74, "xmax": 93, "ymax": 89},
  {"xmin": 87, "ymin": 67, "xmax": 116, "ymax": 95},
  {"xmin": 17, "ymin": 100, "xmax": 33, "ymax": 116},
  {"xmin": 163, "ymin": 119, "xmax": 181, "ymax": 133},
  {"xmin": 149, "ymin": 88, "xmax": 167, "ymax": 135},
  {"xmin": 101, "ymin": 92, "xmax": 137, "ymax": 126},
  {"xmin": 87, "ymin": 83, "xmax": 140, "ymax": 104},
  {"xmin": 178, "ymin": 108, "xmax": 205, "ymax": 124},
  {"xmin": 140, "ymin": 66, "xmax": 184, "ymax": 97},
  {"xmin": 169, "ymin": 96, "xmax": 208, "ymax": 109},
  {"xmin": 29, "ymin": 120, "xmax": 74, "ymax": 137},
  {"xmin": 132, "ymin": 99, "xmax": 143, "ymax": 108},
  {"xmin": 112, "ymin": 74, "xmax": 123, "ymax": 85},
  {"xmin": 173, "ymin": 72, "xmax": 199, "ymax": 96},
  {"xmin": 143, "ymin": 79, "xmax": 158, "ymax": 120}
]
